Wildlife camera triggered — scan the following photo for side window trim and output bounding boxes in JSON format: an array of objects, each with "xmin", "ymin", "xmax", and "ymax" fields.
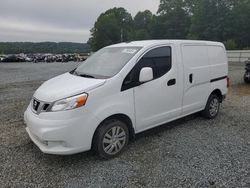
[
  {"xmin": 135, "ymin": 44, "xmax": 172, "ymax": 63},
  {"xmin": 121, "ymin": 45, "xmax": 172, "ymax": 92}
]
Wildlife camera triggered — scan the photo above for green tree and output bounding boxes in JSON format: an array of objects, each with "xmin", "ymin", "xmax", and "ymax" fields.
[
  {"xmin": 231, "ymin": 0, "xmax": 250, "ymax": 48},
  {"xmin": 88, "ymin": 0, "xmax": 250, "ymax": 50},
  {"xmin": 131, "ymin": 10, "xmax": 153, "ymax": 40},
  {"xmin": 151, "ymin": 0, "xmax": 191, "ymax": 39},
  {"xmin": 188, "ymin": 0, "xmax": 250, "ymax": 49},
  {"xmin": 158, "ymin": 0, "xmax": 191, "ymax": 15},
  {"xmin": 189, "ymin": 0, "xmax": 236, "ymax": 42},
  {"xmin": 224, "ymin": 39, "xmax": 237, "ymax": 50},
  {"xmin": 0, "ymin": 42, "xmax": 90, "ymax": 54},
  {"xmin": 134, "ymin": 10, "xmax": 153, "ymax": 30},
  {"xmin": 88, "ymin": 7, "xmax": 133, "ymax": 51}
]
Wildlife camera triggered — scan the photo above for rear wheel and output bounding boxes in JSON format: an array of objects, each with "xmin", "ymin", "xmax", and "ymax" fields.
[
  {"xmin": 202, "ymin": 94, "xmax": 220, "ymax": 119},
  {"xmin": 93, "ymin": 119, "xmax": 129, "ymax": 159}
]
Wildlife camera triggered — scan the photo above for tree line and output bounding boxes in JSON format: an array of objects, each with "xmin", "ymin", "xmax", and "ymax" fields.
[
  {"xmin": 88, "ymin": 0, "xmax": 250, "ymax": 51},
  {"xmin": 0, "ymin": 42, "xmax": 90, "ymax": 54}
]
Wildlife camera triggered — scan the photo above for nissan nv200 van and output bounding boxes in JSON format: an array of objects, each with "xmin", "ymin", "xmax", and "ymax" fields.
[{"xmin": 24, "ymin": 40, "xmax": 228, "ymax": 158}]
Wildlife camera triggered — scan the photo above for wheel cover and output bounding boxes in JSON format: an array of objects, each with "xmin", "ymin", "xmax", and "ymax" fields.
[
  {"xmin": 102, "ymin": 126, "xmax": 126, "ymax": 155},
  {"xmin": 209, "ymin": 98, "xmax": 219, "ymax": 117}
]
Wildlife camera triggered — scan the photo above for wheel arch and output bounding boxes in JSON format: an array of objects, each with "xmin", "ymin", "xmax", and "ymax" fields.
[
  {"xmin": 91, "ymin": 113, "xmax": 135, "ymax": 149},
  {"xmin": 210, "ymin": 89, "xmax": 223, "ymax": 103}
]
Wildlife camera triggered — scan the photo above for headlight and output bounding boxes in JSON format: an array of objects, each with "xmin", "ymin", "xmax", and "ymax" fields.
[{"xmin": 50, "ymin": 93, "xmax": 88, "ymax": 112}]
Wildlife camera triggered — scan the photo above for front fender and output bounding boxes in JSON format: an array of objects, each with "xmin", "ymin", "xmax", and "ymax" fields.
[{"xmin": 93, "ymin": 100, "xmax": 135, "ymax": 130}]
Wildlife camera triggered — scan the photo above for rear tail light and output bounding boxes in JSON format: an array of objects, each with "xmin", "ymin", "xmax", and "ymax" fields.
[{"xmin": 227, "ymin": 77, "xmax": 230, "ymax": 88}]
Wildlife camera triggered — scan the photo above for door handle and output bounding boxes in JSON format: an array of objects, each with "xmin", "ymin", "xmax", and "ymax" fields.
[
  {"xmin": 167, "ymin": 79, "xmax": 176, "ymax": 86},
  {"xmin": 189, "ymin": 74, "xmax": 193, "ymax": 83}
]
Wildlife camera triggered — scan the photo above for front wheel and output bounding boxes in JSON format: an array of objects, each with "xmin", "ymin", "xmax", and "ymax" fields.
[
  {"xmin": 93, "ymin": 119, "xmax": 129, "ymax": 159},
  {"xmin": 202, "ymin": 94, "xmax": 220, "ymax": 119}
]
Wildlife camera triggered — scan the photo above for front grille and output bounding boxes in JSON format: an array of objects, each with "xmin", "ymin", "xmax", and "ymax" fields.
[{"xmin": 32, "ymin": 98, "xmax": 51, "ymax": 114}]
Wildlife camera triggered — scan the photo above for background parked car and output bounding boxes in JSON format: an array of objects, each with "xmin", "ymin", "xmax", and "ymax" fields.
[{"xmin": 244, "ymin": 59, "xmax": 250, "ymax": 83}]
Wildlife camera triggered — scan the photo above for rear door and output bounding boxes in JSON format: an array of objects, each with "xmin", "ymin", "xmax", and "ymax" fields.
[{"xmin": 181, "ymin": 44, "xmax": 210, "ymax": 114}]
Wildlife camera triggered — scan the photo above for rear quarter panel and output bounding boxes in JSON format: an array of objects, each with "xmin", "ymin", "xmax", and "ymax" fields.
[
  {"xmin": 207, "ymin": 45, "xmax": 228, "ymax": 96},
  {"xmin": 208, "ymin": 45, "xmax": 228, "ymax": 80}
]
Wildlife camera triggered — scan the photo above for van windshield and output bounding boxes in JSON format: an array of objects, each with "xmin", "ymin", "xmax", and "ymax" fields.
[{"xmin": 73, "ymin": 47, "xmax": 142, "ymax": 79}]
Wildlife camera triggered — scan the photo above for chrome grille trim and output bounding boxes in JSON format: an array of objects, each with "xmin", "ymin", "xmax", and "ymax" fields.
[{"xmin": 32, "ymin": 98, "xmax": 52, "ymax": 114}]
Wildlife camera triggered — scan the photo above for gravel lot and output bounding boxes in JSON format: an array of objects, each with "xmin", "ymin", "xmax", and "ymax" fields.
[{"xmin": 0, "ymin": 62, "xmax": 249, "ymax": 188}]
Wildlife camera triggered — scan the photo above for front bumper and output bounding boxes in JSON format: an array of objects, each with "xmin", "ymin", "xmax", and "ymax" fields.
[{"xmin": 24, "ymin": 105, "xmax": 99, "ymax": 155}]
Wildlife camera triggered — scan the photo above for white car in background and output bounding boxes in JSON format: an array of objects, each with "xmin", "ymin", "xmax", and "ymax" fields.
[{"xmin": 24, "ymin": 40, "xmax": 229, "ymax": 159}]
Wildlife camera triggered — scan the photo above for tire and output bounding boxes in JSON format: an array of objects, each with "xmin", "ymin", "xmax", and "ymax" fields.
[
  {"xmin": 93, "ymin": 119, "xmax": 129, "ymax": 159},
  {"xmin": 202, "ymin": 94, "xmax": 220, "ymax": 119}
]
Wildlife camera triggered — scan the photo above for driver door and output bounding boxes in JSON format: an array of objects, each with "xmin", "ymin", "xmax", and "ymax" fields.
[{"xmin": 122, "ymin": 46, "xmax": 182, "ymax": 132}]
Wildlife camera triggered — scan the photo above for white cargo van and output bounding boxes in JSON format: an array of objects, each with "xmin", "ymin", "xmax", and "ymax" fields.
[{"xmin": 24, "ymin": 40, "xmax": 228, "ymax": 158}]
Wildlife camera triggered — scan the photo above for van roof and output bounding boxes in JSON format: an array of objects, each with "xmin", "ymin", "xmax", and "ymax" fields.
[{"xmin": 108, "ymin": 40, "xmax": 224, "ymax": 48}]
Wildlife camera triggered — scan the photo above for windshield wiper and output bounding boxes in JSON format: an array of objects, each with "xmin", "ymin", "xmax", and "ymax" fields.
[
  {"xmin": 69, "ymin": 68, "xmax": 77, "ymax": 74},
  {"xmin": 71, "ymin": 70, "xmax": 95, "ymax": 78},
  {"xmin": 77, "ymin": 73, "xmax": 95, "ymax": 78}
]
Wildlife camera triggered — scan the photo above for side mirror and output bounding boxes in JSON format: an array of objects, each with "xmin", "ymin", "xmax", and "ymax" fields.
[{"xmin": 139, "ymin": 67, "xmax": 153, "ymax": 83}]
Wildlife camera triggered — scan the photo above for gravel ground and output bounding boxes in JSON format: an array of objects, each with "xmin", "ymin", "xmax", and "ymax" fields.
[{"xmin": 0, "ymin": 62, "xmax": 249, "ymax": 188}]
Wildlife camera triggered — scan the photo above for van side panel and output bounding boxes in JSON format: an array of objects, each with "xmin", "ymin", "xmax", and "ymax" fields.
[{"xmin": 181, "ymin": 45, "xmax": 211, "ymax": 114}]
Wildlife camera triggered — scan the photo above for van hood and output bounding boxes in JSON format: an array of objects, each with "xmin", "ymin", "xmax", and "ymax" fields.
[{"xmin": 34, "ymin": 72, "xmax": 106, "ymax": 102}]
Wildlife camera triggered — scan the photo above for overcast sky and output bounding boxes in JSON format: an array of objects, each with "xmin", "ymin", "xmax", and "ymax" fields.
[{"xmin": 0, "ymin": 0, "xmax": 160, "ymax": 43}]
